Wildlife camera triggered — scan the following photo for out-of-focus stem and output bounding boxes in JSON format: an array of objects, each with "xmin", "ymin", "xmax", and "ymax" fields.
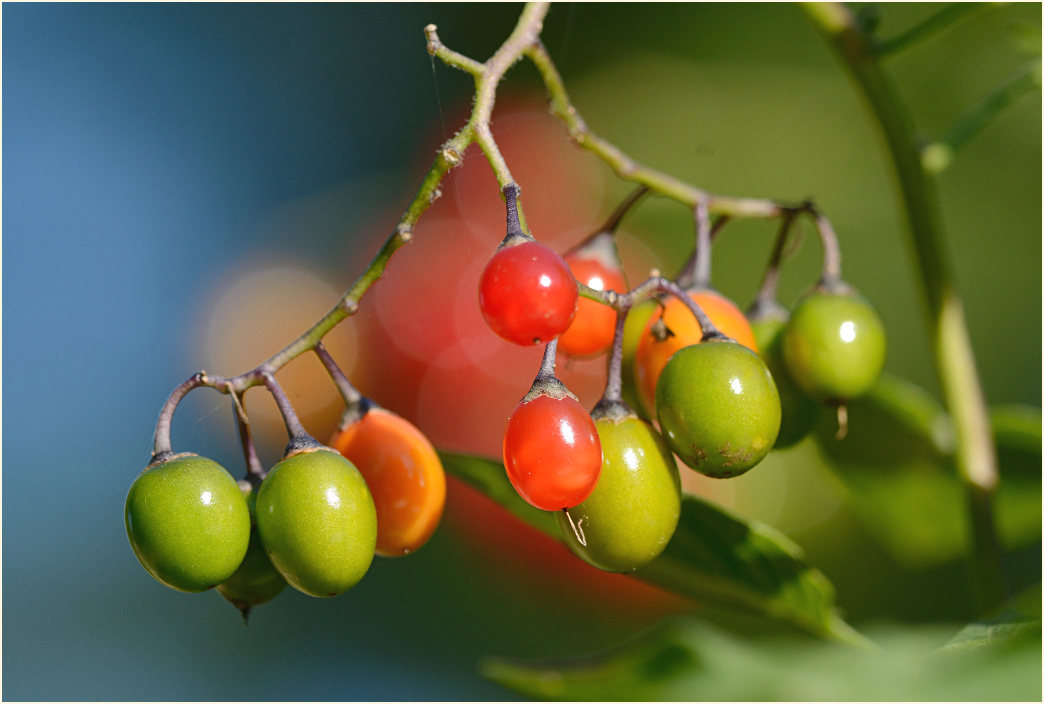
[{"xmin": 801, "ymin": 1, "xmax": 1005, "ymax": 613}]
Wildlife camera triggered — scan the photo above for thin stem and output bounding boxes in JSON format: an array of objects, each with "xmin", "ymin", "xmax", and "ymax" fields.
[
  {"xmin": 537, "ymin": 338, "xmax": 558, "ymax": 381},
  {"xmin": 613, "ymin": 276, "xmax": 725, "ymax": 341},
  {"xmin": 750, "ymin": 209, "xmax": 798, "ymax": 314},
  {"xmin": 315, "ymin": 342, "xmax": 375, "ymax": 429},
  {"xmin": 314, "ymin": 342, "xmax": 362, "ymax": 408},
  {"xmin": 691, "ymin": 201, "xmax": 712, "ymax": 290},
  {"xmin": 565, "ymin": 185, "xmax": 651, "ymax": 261},
  {"xmin": 261, "ymin": 373, "xmax": 317, "ymax": 455},
  {"xmin": 873, "ymin": 3, "xmax": 991, "ymax": 57},
  {"xmin": 599, "ymin": 310, "xmax": 629, "ymax": 405},
  {"xmin": 151, "ymin": 372, "xmax": 207, "ymax": 462},
  {"xmin": 424, "ymin": 24, "xmax": 485, "ymax": 75},
  {"xmin": 525, "ymin": 40, "xmax": 784, "ymax": 220},
  {"xmin": 231, "ymin": 391, "xmax": 265, "ymax": 482},
  {"xmin": 674, "ymin": 215, "xmax": 731, "ymax": 290},
  {"xmin": 922, "ymin": 58, "xmax": 1042, "ymax": 175},
  {"xmin": 802, "ymin": 1, "xmax": 1005, "ymax": 613},
  {"xmin": 502, "ymin": 183, "xmax": 527, "ymax": 243},
  {"xmin": 600, "ymin": 185, "xmax": 650, "ymax": 235},
  {"xmin": 523, "ymin": 338, "xmax": 571, "ymax": 403},
  {"xmin": 808, "ymin": 205, "xmax": 843, "ymax": 287}
]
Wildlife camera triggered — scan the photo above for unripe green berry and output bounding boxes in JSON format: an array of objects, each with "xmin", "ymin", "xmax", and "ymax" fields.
[
  {"xmin": 751, "ymin": 314, "xmax": 819, "ymax": 448},
  {"xmin": 655, "ymin": 340, "xmax": 781, "ymax": 478},
  {"xmin": 782, "ymin": 288, "xmax": 886, "ymax": 403},
  {"xmin": 125, "ymin": 453, "xmax": 250, "ymax": 593},
  {"xmin": 557, "ymin": 411, "xmax": 681, "ymax": 572},
  {"xmin": 217, "ymin": 484, "xmax": 286, "ymax": 618},
  {"xmin": 256, "ymin": 448, "xmax": 377, "ymax": 598}
]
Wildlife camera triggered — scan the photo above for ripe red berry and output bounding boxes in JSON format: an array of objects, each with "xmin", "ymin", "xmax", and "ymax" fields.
[
  {"xmin": 479, "ymin": 240, "xmax": 579, "ymax": 346},
  {"xmin": 503, "ymin": 389, "xmax": 601, "ymax": 510}
]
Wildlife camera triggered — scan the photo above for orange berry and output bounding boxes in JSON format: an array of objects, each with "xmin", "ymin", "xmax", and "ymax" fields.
[
  {"xmin": 558, "ymin": 254, "xmax": 627, "ymax": 358},
  {"xmin": 330, "ymin": 408, "xmax": 446, "ymax": 557}
]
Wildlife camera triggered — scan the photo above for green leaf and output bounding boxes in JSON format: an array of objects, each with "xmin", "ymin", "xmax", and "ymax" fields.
[
  {"xmin": 639, "ymin": 494, "xmax": 860, "ymax": 642},
  {"xmin": 1008, "ymin": 20, "xmax": 1042, "ymax": 58},
  {"xmin": 483, "ymin": 616, "xmax": 1043, "ymax": 701},
  {"xmin": 439, "ymin": 452, "xmax": 858, "ymax": 643},
  {"xmin": 813, "ymin": 371, "xmax": 954, "ymax": 468},
  {"xmin": 812, "ymin": 375, "xmax": 1041, "ymax": 565},
  {"xmin": 942, "ymin": 615, "xmax": 1042, "ymax": 653},
  {"xmin": 438, "ymin": 451, "xmax": 559, "ymax": 536},
  {"xmin": 991, "ymin": 403, "xmax": 1042, "ymax": 479}
]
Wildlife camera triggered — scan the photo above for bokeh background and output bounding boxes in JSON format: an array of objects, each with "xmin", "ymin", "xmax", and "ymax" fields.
[{"xmin": 3, "ymin": 3, "xmax": 1040, "ymax": 700}]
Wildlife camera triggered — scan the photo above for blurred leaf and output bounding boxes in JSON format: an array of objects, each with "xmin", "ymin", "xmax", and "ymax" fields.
[
  {"xmin": 440, "ymin": 452, "xmax": 859, "ymax": 643},
  {"xmin": 483, "ymin": 616, "xmax": 1042, "ymax": 701},
  {"xmin": 1008, "ymin": 20, "xmax": 1042, "ymax": 57},
  {"xmin": 813, "ymin": 371, "xmax": 955, "ymax": 468},
  {"xmin": 942, "ymin": 614, "xmax": 1042, "ymax": 653},
  {"xmin": 991, "ymin": 403, "xmax": 1042, "ymax": 479},
  {"xmin": 439, "ymin": 451, "xmax": 559, "ymax": 536},
  {"xmin": 639, "ymin": 494, "xmax": 861, "ymax": 643},
  {"xmin": 812, "ymin": 375, "xmax": 1041, "ymax": 566}
]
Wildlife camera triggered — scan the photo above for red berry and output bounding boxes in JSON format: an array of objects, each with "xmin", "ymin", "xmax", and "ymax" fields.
[
  {"xmin": 503, "ymin": 391, "xmax": 601, "ymax": 510},
  {"xmin": 479, "ymin": 240, "xmax": 579, "ymax": 346},
  {"xmin": 557, "ymin": 253, "xmax": 627, "ymax": 358}
]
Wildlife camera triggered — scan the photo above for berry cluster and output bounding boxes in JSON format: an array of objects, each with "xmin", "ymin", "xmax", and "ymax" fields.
[
  {"xmin": 127, "ymin": 179, "xmax": 886, "ymax": 613},
  {"xmin": 125, "ymin": 349, "xmax": 446, "ymax": 621},
  {"xmin": 477, "ymin": 185, "xmax": 886, "ymax": 573}
]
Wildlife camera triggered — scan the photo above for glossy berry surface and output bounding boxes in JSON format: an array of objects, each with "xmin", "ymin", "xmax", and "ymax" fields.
[
  {"xmin": 556, "ymin": 413, "xmax": 681, "ymax": 572},
  {"xmin": 479, "ymin": 239, "xmax": 578, "ymax": 346},
  {"xmin": 256, "ymin": 448, "xmax": 377, "ymax": 597},
  {"xmin": 635, "ymin": 288, "xmax": 758, "ymax": 417},
  {"xmin": 557, "ymin": 253, "xmax": 626, "ymax": 358},
  {"xmin": 782, "ymin": 289, "xmax": 886, "ymax": 403},
  {"xmin": 125, "ymin": 453, "xmax": 250, "ymax": 593},
  {"xmin": 330, "ymin": 407, "xmax": 446, "ymax": 557},
  {"xmin": 751, "ymin": 314, "xmax": 819, "ymax": 448},
  {"xmin": 503, "ymin": 390, "xmax": 602, "ymax": 510},
  {"xmin": 656, "ymin": 340, "xmax": 781, "ymax": 478}
]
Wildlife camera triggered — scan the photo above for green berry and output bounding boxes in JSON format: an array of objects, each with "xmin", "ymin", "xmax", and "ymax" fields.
[
  {"xmin": 217, "ymin": 530, "xmax": 287, "ymax": 617},
  {"xmin": 655, "ymin": 340, "xmax": 781, "ymax": 478},
  {"xmin": 556, "ymin": 409, "xmax": 681, "ymax": 572},
  {"xmin": 782, "ymin": 288, "xmax": 886, "ymax": 403},
  {"xmin": 125, "ymin": 453, "xmax": 250, "ymax": 593},
  {"xmin": 217, "ymin": 485, "xmax": 286, "ymax": 619},
  {"xmin": 751, "ymin": 313, "xmax": 819, "ymax": 448},
  {"xmin": 256, "ymin": 448, "xmax": 376, "ymax": 598}
]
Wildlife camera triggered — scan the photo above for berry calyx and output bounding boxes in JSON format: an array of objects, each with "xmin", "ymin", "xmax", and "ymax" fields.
[
  {"xmin": 781, "ymin": 285, "xmax": 886, "ymax": 403},
  {"xmin": 503, "ymin": 379, "xmax": 601, "ymax": 511},
  {"xmin": 329, "ymin": 406, "xmax": 446, "ymax": 557},
  {"xmin": 655, "ymin": 339, "xmax": 781, "ymax": 478},
  {"xmin": 255, "ymin": 447, "xmax": 377, "ymax": 597},
  {"xmin": 556, "ymin": 404, "xmax": 681, "ymax": 572},
  {"xmin": 125, "ymin": 453, "xmax": 251, "ymax": 593},
  {"xmin": 634, "ymin": 288, "xmax": 758, "ymax": 417},
  {"xmin": 479, "ymin": 238, "xmax": 579, "ymax": 346}
]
